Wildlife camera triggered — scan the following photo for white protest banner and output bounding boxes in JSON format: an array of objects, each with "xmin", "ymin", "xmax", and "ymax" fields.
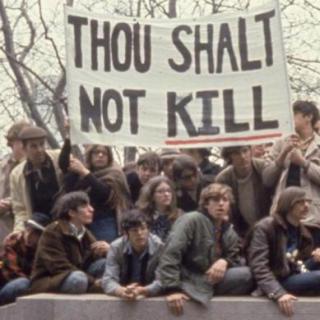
[{"xmin": 65, "ymin": 0, "xmax": 293, "ymax": 148}]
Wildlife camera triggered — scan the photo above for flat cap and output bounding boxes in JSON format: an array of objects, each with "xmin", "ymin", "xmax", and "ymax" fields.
[
  {"xmin": 5, "ymin": 120, "xmax": 31, "ymax": 141},
  {"xmin": 159, "ymin": 148, "xmax": 181, "ymax": 159},
  {"xmin": 18, "ymin": 126, "xmax": 47, "ymax": 141}
]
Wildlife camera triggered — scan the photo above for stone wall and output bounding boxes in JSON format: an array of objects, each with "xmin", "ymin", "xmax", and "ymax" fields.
[{"xmin": 0, "ymin": 295, "xmax": 319, "ymax": 320}]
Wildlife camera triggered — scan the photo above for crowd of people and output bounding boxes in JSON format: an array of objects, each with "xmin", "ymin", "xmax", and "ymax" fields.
[{"xmin": 0, "ymin": 100, "xmax": 320, "ymax": 317}]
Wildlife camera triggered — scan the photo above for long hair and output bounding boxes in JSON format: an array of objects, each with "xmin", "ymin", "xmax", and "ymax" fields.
[
  {"xmin": 137, "ymin": 175, "xmax": 179, "ymax": 221},
  {"xmin": 85, "ymin": 144, "xmax": 114, "ymax": 171},
  {"xmin": 98, "ymin": 167, "xmax": 131, "ymax": 212}
]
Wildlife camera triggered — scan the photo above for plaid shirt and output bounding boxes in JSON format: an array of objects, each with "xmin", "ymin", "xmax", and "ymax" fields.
[{"xmin": 0, "ymin": 233, "xmax": 35, "ymax": 287}]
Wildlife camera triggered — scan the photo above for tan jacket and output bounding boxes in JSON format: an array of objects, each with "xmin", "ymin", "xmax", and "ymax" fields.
[
  {"xmin": 263, "ymin": 134, "xmax": 320, "ymax": 227},
  {"xmin": 10, "ymin": 150, "xmax": 61, "ymax": 232},
  {"xmin": 0, "ymin": 154, "xmax": 23, "ymax": 242}
]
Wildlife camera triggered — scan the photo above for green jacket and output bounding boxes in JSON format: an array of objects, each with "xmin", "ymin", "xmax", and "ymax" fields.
[{"xmin": 158, "ymin": 211, "xmax": 241, "ymax": 304}]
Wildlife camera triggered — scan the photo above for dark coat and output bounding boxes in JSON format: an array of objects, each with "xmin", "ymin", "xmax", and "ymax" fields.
[
  {"xmin": 248, "ymin": 215, "xmax": 314, "ymax": 299},
  {"xmin": 199, "ymin": 158, "xmax": 221, "ymax": 184},
  {"xmin": 30, "ymin": 220, "xmax": 99, "ymax": 293},
  {"xmin": 126, "ymin": 171, "xmax": 142, "ymax": 204},
  {"xmin": 176, "ymin": 176, "xmax": 209, "ymax": 213}
]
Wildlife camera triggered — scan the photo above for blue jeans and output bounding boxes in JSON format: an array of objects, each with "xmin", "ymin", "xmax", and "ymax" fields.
[
  {"xmin": 215, "ymin": 266, "xmax": 254, "ymax": 295},
  {"xmin": 59, "ymin": 259, "xmax": 106, "ymax": 294},
  {"xmin": 88, "ymin": 215, "xmax": 118, "ymax": 243},
  {"xmin": 0, "ymin": 277, "xmax": 31, "ymax": 305},
  {"xmin": 87, "ymin": 258, "xmax": 106, "ymax": 279},
  {"xmin": 280, "ymin": 271, "xmax": 320, "ymax": 295},
  {"xmin": 60, "ymin": 271, "xmax": 88, "ymax": 294}
]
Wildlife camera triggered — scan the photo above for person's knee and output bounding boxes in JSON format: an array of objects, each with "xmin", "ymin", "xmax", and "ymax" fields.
[
  {"xmin": 229, "ymin": 267, "xmax": 254, "ymax": 293},
  {"xmin": 0, "ymin": 277, "xmax": 31, "ymax": 305},
  {"xmin": 87, "ymin": 258, "xmax": 106, "ymax": 278},
  {"xmin": 311, "ymin": 271, "xmax": 320, "ymax": 285},
  {"xmin": 61, "ymin": 271, "xmax": 88, "ymax": 294},
  {"xmin": 17, "ymin": 278, "xmax": 31, "ymax": 290}
]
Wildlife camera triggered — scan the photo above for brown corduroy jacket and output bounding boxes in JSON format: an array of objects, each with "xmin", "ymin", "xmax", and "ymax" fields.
[{"xmin": 30, "ymin": 219, "xmax": 100, "ymax": 293}]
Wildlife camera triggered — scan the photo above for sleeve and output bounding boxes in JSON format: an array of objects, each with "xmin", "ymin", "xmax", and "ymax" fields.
[
  {"xmin": 222, "ymin": 225, "xmax": 241, "ymax": 267},
  {"xmin": 58, "ymin": 138, "xmax": 71, "ymax": 173},
  {"xmin": 81, "ymin": 173, "xmax": 112, "ymax": 201},
  {"xmin": 215, "ymin": 170, "xmax": 229, "ymax": 185},
  {"xmin": 101, "ymin": 244, "xmax": 122, "ymax": 295},
  {"xmin": 157, "ymin": 216, "xmax": 194, "ymax": 292},
  {"xmin": 262, "ymin": 139, "xmax": 284, "ymax": 188},
  {"xmin": 144, "ymin": 279, "xmax": 162, "ymax": 296},
  {"xmin": 10, "ymin": 169, "xmax": 28, "ymax": 232},
  {"xmin": 248, "ymin": 224, "xmax": 286, "ymax": 300},
  {"xmin": 304, "ymin": 157, "xmax": 320, "ymax": 186}
]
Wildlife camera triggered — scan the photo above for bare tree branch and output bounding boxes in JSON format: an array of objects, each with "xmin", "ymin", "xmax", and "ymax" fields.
[
  {"xmin": 0, "ymin": 0, "xmax": 59, "ymax": 147},
  {"xmin": 38, "ymin": 0, "xmax": 65, "ymax": 74},
  {"xmin": 18, "ymin": 3, "xmax": 36, "ymax": 62}
]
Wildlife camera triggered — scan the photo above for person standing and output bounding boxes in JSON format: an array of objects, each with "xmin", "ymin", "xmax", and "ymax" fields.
[
  {"xmin": 10, "ymin": 125, "xmax": 61, "ymax": 232},
  {"xmin": 263, "ymin": 100, "xmax": 320, "ymax": 229},
  {"xmin": 0, "ymin": 121, "xmax": 30, "ymax": 243}
]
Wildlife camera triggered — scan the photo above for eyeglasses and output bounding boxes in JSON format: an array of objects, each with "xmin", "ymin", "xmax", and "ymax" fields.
[
  {"xmin": 155, "ymin": 188, "xmax": 172, "ymax": 194},
  {"xmin": 92, "ymin": 150, "xmax": 108, "ymax": 156}
]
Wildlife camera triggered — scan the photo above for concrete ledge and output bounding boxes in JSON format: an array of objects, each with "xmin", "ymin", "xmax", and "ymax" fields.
[{"xmin": 0, "ymin": 294, "xmax": 319, "ymax": 320}]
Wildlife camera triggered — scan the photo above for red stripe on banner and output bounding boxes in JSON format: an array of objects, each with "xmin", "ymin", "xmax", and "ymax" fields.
[{"xmin": 165, "ymin": 132, "xmax": 283, "ymax": 145}]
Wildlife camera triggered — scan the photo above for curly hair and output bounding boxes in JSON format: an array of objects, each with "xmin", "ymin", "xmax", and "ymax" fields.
[{"xmin": 85, "ymin": 145, "xmax": 114, "ymax": 171}]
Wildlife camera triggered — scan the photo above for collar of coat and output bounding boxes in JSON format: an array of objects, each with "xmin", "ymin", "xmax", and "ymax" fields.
[
  {"xmin": 272, "ymin": 214, "xmax": 312, "ymax": 241},
  {"xmin": 302, "ymin": 132, "xmax": 320, "ymax": 158},
  {"xmin": 202, "ymin": 211, "xmax": 231, "ymax": 233},
  {"xmin": 68, "ymin": 222, "xmax": 86, "ymax": 241},
  {"xmin": 23, "ymin": 153, "xmax": 53, "ymax": 176},
  {"xmin": 55, "ymin": 219, "xmax": 93, "ymax": 241}
]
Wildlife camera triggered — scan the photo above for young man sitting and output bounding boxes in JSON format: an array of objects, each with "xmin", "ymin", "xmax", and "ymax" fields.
[
  {"xmin": 102, "ymin": 209, "xmax": 163, "ymax": 299},
  {"xmin": 0, "ymin": 212, "xmax": 50, "ymax": 305},
  {"xmin": 30, "ymin": 191, "xmax": 106, "ymax": 294},
  {"xmin": 158, "ymin": 183, "xmax": 253, "ymax": 315},
  {"xmin": 248, "ymin": 187, "xmax": 320, "ymax": 317}
]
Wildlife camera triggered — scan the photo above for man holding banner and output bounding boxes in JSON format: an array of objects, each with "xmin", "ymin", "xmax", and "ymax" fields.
[{"xmin": 263, "ymin": 100, "xmax": 320, "ymax": 237}]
